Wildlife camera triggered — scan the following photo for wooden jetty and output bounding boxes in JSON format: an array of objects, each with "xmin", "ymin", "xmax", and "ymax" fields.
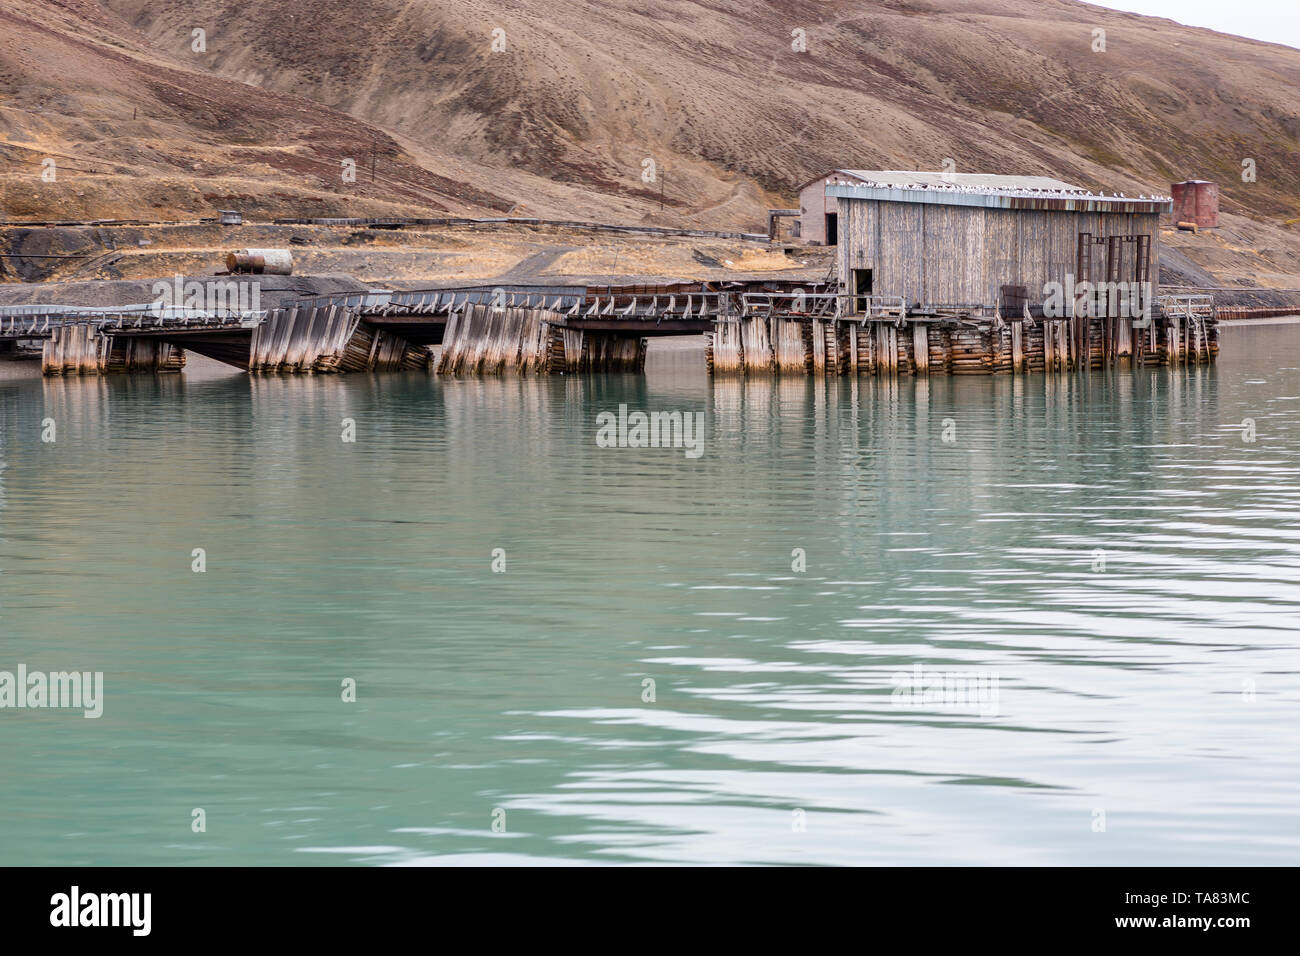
[{"xmin": 0, "ymin": 279, "xmax": 1218, "ymax": 378}]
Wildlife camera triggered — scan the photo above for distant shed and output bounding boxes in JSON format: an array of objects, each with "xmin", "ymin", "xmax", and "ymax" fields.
[
  {"xmin": 1171, "ymin": 180, "xmax": 1219, "ymax": 228},
  {"xmin": 796, "ymin": 170, "xmax": 873, "ymax": 245},
  {"xmin": 827, "ymin": 171, "xmax": 1172, "ymax": 312}
]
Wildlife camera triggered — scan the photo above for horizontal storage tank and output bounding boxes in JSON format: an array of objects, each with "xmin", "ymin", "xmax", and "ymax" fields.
[
  {"xmin": 1171, "ymin": 181, "xmax": 1219, "ymax": 228},
  {"xmin": 225, "ymin": 248, "xmax": 293, "ymax": 275}
]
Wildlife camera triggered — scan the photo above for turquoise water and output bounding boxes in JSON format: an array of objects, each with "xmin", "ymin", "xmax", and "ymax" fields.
[{"xmin": 1, "ymin": 324, "xmax": 1298, "ymax": 865}]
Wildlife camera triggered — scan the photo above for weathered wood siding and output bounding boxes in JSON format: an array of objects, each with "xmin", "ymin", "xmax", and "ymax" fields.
[{"xmin": 838, "ymin": 199, "xmax": 1162, "ymax": 309}]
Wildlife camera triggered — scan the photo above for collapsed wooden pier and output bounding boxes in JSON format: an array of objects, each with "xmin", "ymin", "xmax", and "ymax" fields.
[
  {"xmin": 247, "ymin": 304, "xmax": 427, "ymax": 372},
  {"xmin": 437, "ymin": 303, "xmax": 646, "ymax": 374}
]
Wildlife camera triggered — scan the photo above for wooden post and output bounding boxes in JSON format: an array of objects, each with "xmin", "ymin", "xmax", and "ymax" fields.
[
  {"xmin": 772, "ymin": 317, "xmax": 806, "ymax": 374},
  {"xmin": 810, "ymin": 319, "xmax": 826, "ymax": 374},
  {"xmin": 739, "ymin": 316, "xmax": 770, "ymax": 373},
  {"xmin": 912, "ymin": 323, "xmax": 929, "ymax": 375},
  {"xmin": 880, "ymin": 324, "xmax": 897, "ymax": 375}
]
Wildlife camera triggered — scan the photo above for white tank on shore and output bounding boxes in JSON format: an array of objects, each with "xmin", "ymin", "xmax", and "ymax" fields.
[{"xmin": 225, "ymin": 248, "xmax": 293, "ymax": 275}]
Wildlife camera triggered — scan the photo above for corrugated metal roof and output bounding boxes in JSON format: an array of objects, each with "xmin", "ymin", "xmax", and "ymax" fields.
[
  {"xmin": 837, "ymin": 170, "xmax": 1086, "ymax": 191},
  {"xmin": 826, "ymin": 182, "xmax": 1171, "ymax": 213},
  {"xmin": 794, "ymin": 169, "xmax": 870, "ymax": 191},
  {"xmin": 825, "ymin": 171, "xmax": 1172, "ymax": 212}
]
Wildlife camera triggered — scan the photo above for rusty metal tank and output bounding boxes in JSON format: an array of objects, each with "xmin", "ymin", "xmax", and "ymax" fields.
[
  {"xmin": 1171, "ymin": 181, "xmax": 1219, "ymax": 228},
  {"xmin": 225, "ymin": 248, "xmax": 293, "ymax": 275}
]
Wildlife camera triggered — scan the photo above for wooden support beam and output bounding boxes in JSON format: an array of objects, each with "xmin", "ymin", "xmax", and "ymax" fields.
[{"xmin": 912, "ymin": 324, "xmax": 929, "ymax": 375}]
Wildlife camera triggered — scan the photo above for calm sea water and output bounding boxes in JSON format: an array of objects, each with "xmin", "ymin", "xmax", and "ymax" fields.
[{"xmin": 1, "ymin": 323, "xmax": 1298, "ymax": 866}]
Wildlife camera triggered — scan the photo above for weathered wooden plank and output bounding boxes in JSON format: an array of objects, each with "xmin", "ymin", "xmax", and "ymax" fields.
[{"xmin": 912, "ymin": 323, "xmax": 929, "ymax": 374}]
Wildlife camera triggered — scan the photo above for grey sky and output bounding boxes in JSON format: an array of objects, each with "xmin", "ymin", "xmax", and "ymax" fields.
[{"xmin": 1085, "ymin": 1, "xmax": 1300, "ymax": 50}]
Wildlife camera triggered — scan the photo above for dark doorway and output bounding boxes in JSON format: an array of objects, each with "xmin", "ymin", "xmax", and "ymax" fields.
[
  {"xmin": 1000, "ymin": 284, "xmax": 1029, "ymax": 315},
  {"xmin": 853, "ymin": 268, "xmax": 872, "ymax": 312},
  {"xmin": 825, "ymin": 213, "xmax": 838, "ymax": 246}
]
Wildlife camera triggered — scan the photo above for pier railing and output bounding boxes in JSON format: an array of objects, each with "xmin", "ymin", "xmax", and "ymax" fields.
[
  {"xmin": 739, "ymin": 291, "xmax": 908, "ymax": 322},
  {"xmin": 1155, "ymin": 294, "xmax": 1216, "ymax": 319},
  {"xmin": 0, "ymin": 308, "xmax": 263, "ymax": 339}
]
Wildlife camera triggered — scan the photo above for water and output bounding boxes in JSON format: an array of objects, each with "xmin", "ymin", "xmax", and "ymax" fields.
[{"xmin": 1, "ymin": 324, "xmax": 1298, "ymax": 866}]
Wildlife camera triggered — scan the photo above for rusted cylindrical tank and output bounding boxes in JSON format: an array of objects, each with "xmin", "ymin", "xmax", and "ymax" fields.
[
  {"xmin": 225, "ymin": 248, "xmax": 293, "ymax": 275},
  {"xmin": 1171, "ymin": 181, "xmax": 1218, "ymax": 228}
]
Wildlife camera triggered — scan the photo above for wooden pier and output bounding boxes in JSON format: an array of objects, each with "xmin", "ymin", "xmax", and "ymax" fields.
[{"xmin": 0, "ymin": 282, "xmax": 1218, "ymax": 378}]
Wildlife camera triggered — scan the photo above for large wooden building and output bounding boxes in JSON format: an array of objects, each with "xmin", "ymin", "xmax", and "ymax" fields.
[{"xmin": 825, "ymin": 171, "xmax": 1170, "ymax": 314}]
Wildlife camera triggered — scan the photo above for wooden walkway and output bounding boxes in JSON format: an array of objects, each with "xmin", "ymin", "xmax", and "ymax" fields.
[{"xmin": 0, "ymin": 284, "xmax": 1219, "ymax": 376}]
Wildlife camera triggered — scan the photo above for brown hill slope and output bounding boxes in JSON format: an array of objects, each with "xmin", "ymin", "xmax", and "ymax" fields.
[
  {"xmin": 99, "ymin": 0, "xmax": 1300, "ymax": 221},
  {"xmin": 0, "ymin": 0, "xmax": 557, "ymax": 220},
  {"xmin": 2, "ymin": 0, "xmax": 1298, "ymax": 235}
]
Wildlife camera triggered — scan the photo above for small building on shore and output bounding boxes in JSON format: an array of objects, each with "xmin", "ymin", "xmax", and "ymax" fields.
[
  {"xmin": 825, "ymin": 171, "xmax": 1171, "ymax": 314},
  {"xmin": 796, "ymin": 170, "xmax": 874, "ymax": 245}
]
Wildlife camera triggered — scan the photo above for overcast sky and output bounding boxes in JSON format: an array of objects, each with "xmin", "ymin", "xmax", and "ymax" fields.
[{"xmin": 1085, "ymin": 1, "xmax": 1300, "ymax": 50}]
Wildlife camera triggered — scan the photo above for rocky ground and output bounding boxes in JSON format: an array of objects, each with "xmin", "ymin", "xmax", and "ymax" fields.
[{"xmin": 0, "ymin": 220, "xmax": 830, "ymax": 306}]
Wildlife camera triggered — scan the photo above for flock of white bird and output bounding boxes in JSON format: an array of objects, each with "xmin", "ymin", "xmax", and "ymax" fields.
[{"xmin": 828, "ymin": 177, "xmax": 1172, "ymax": 203}]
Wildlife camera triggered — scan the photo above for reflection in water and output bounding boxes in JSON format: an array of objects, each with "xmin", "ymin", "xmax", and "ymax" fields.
[{"xmin": 0, "ymin": 327, "xmax": 1297, "ymax": 865}]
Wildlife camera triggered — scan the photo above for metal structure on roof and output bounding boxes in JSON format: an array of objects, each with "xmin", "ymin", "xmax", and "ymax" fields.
[
  {"xmin": 826, "ymin": 176, "xmax": 1172, "ymax": 213},
  {"xmin": 835, "ymin": 170, "xmax": 1088, "ymax": 193}
]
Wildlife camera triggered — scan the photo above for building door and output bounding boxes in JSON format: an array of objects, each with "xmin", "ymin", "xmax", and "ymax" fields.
[
  {"xmin": 825, "ymin": 213, "xmax": 838, "ymax": 246},
  {"xmin": 853, "ymin": 268, "xmax": 872, "ymax": 312}
]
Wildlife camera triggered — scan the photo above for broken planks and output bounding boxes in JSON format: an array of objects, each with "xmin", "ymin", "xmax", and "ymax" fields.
[
  {"xmin": 248, "ymin": 305, "xmax": 428, "ymax": 373},
  {"xmin": 437, "ymin": 304, "xmax": 647, "ymax": 375}
]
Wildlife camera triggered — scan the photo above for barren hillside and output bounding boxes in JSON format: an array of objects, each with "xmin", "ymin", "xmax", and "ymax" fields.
[{"xmin": 2, "ymin": 0, "xmax": 1298, "ymax": 239}]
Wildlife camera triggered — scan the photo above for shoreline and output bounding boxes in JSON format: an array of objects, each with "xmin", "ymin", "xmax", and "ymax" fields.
[{"xmin": 1220, "ymin": 314, "xmax": 1300, "ymax": 326}]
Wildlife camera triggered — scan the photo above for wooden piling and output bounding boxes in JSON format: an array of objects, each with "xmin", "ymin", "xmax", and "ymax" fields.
[
  {"xmin": 101, "ymin": 338, "xmax": 186, "ymax": 374},
  {"xmin": 912, "ymin": 324, "xmax": 929, "ymax": 375},
  {"xmin": 41, "ymin": 323, "xmax": 187, "ymax": 376},
  {"xmin": 707, "ymin": 321, "xmax": 748, "ymax": 374},
  {"xmin": 440, "ymin": 304, "xmax": 551, "ymax": 374},
  {"xmin": 738, "ymin": 316, "xmax": 772, "ymax": 373},
  {"xmin": 249, "ymin": 305, "xmax": 368, "ymax": 372},
  {"xmin": 772, "ymin": 317, "xmax": 808, "ymax": 374},
  {"xmin": 436, "ymin": 304, "xmax": 641, "ymax": 375},
  {"xmin": 701, "ymin": 298, "xmax": 1215, "ymax": 379}
]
